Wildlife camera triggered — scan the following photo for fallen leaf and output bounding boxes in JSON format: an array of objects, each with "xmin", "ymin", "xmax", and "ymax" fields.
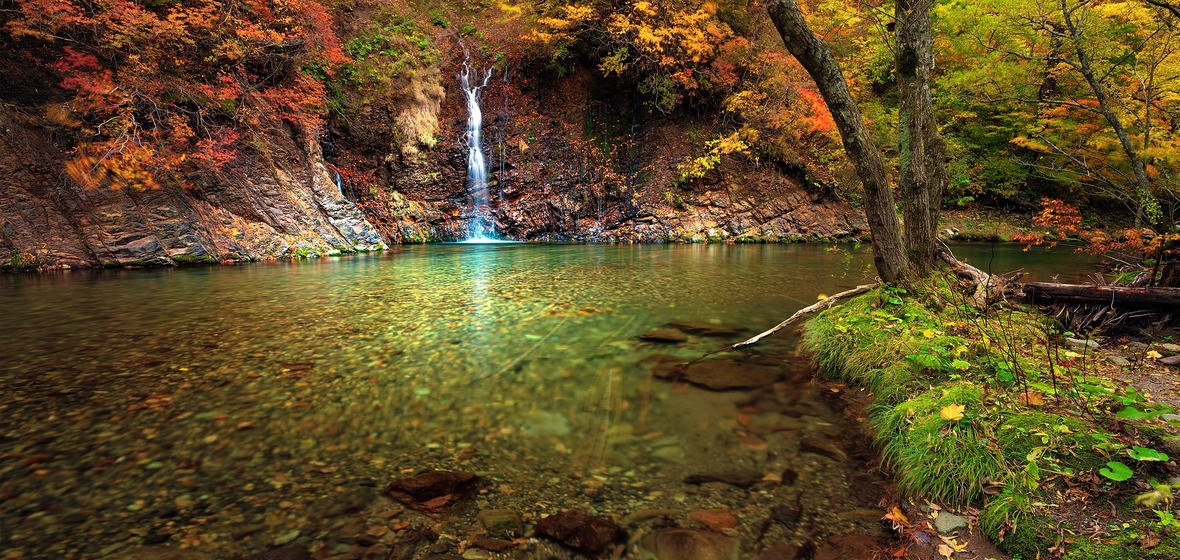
[
  {"xmin": 937, "ymin": 543, "xmax": 954, "ymax": 558},
  {"xmin": 1024, "ymin": 391, "xmax": 1044, "ymax": 406},
  {"xmin": 884, "ymin": 505, "xmax": 909, "ymax": 528},
  {"xmin": 940, "ymin": 404, "xmax": 966, "ymax": 421},
  {"xmin": 1148, "ymin": 350, "xmax": 1163, "ymax": 359}
]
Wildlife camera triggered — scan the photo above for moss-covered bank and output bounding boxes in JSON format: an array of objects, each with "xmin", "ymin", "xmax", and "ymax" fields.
[{"xmin": 800, "ymin": 277, "xmax": 1180, "ymax": 559}]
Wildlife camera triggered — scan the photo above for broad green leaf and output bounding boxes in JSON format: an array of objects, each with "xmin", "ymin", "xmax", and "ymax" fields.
[{"xmin": 1099, "ymin": 461, "xmax": 1133, "ymax": 481}]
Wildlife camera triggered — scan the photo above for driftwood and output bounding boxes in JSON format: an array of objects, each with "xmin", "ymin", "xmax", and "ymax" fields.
[
  {"xmin": 730, "ymin": 283, "xmax": 879, "ymax": 350},
  {"xmin": 1024, "ymin": 282, "xmax": 1180, "ymax": 307},
  {"xmin": 936, "ymin": 244, "xmax": 1025, "ymax": 307},
  {"xmin": 675, "ymin": 283, "xmax": 878, "ymax": 367}
]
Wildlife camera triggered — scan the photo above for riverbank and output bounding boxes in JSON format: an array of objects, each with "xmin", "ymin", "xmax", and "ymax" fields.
[{"xmin": 800, "ymin": 277, "xmax": 1180, "ymax": 559}]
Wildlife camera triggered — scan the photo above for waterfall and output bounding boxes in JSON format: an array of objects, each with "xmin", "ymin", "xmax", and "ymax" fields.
[{"xmin": 460, "ymin": 59, "xmax": 495, "ymax": 241}]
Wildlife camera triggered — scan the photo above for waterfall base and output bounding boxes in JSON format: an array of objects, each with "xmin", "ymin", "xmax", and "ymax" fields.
[{"xmin": 455, "ymin": 234, "xmax": 521, "ymax": 244}]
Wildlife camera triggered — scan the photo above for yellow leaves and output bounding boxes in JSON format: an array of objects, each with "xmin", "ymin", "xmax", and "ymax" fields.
[
  {"xmin": 1022, "ymin": 390, "xmax": 1044, "ymax": 407},
  {"xmin": 940, "ymin": 404, "xmax": 966, "ymax": 422},
  {"xmin": 1147, "ymin": 350, "xmax": 1163, "ymax": 360},
  {"xmin": 883, "ymin": 505, "xmax": 909, "ymax": 528}
]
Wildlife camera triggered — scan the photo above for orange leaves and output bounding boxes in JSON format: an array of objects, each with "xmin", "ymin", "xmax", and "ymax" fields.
[
  {"xmin": 796, "ymin": 88, "xmax": 836, "ymax": 134},
  {"xmin": 9, "ymin": 0, "xmax": 349, "ymax": 190}
]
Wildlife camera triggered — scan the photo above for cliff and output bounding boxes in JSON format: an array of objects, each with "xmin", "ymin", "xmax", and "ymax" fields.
[{"xmin": 0, "ymin": 33, "xmax": 867, "ymax": 270}]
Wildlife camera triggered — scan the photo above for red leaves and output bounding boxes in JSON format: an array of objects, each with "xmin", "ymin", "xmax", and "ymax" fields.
[{"xmin": 12, "ymin": 0, "xmax": 349, "ymax": 189}]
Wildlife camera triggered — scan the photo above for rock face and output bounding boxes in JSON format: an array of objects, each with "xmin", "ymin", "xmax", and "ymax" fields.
[
  {"xmin": 1, "ymin": 45, "xmax": 867, "ymax": 269},
  {"xmin": 0, "ymin": 104, "xmax": 384, "ymax": 269}
]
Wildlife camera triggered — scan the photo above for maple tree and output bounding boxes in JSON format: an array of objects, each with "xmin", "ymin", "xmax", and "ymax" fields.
[{"xmin": 4, "ymin": 0, "xmax": 348, "ymax": 190}]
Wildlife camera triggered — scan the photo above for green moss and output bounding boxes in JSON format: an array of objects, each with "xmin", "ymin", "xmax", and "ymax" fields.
[
  {"xmin": 1064, "ymin": 530, "xmax": 1180, "ymax": 559},
  {"xmin": 1, "ymin": 251, "xmax": 42, "ymax": 271},
  {"xmin": 979, "ymin": 496, "xmax": 1058, "ymax": 559},
  {"xmin": 995, "ymin": 411, "xmax": 1113, "ymax": 474},
  {"xmin": 170, "ymin": 254, "xmax": 216, "ymax": 265}
]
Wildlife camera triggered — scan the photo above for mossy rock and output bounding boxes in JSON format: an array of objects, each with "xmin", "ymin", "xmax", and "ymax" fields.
[
  {"xmin": 979, "ymin": 498, "xmax": 1058, "ymax": 560},
  {"xmin": 1063, "ymin": 530, "xmax": 1180, "ymax": 559},
  {"xmin": 995, "ymin": 411, "xmax": 1112, "ymax": 474}
]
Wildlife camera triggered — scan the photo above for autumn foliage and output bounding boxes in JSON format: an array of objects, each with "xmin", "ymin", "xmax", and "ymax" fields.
[{"xmin": 5, "ymin": 0, "xmax": 348, "ymax": 190}]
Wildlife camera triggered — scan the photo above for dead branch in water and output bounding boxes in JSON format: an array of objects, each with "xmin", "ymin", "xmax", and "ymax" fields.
[
  {"xmin": 679, "ymin": 283, "xmax": 879, "ymax": 365},
  {"xmin": 936, "ymin": 243, "xmax": 1025, "ymax": 307}
]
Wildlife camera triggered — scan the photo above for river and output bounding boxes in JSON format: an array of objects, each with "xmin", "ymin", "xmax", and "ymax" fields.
[{"xmin": 0, "ymin": 243, "xmax": 1097, "ymax": 559}]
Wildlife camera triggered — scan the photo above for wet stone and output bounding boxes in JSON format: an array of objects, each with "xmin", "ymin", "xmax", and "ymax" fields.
[
  {"xmin": 799, "ymin": 438, "xmax": 847, "ymax": 461},
  {"xmin": 638, "ymin": 528, "xmax": 739, "ymax": 560},
  {"xmin": 688, "ymin": 509, "xmax": 739, "ymax": 532},
  {"xmin": 476, "ymin": 509, "xmax": 523, "ymax": 537},
  {"xmin": 667, "ymin": 321, "xmax": 748, "ymax": 337},
  {"xmin": 386, "ymin": 471, "xmax": 480, "ymax": 514},
  {"xmin": 469, "ymin": 536, "xmax": 515, "ymax": 552},
  {"xmin": 638, "ymin": 329, "xmax": 689, "ymax": 343},
  {"xmin": 813, "ymin": 534, "xmax": 884, "ymax": 560},
  {"xmin": 125, "ymin": 547, "xmax": 213, "ymax": 560},
  {"xmin": 535, "ymin": 509, "xmax": 624, "ymax": 555},
  {"xmin": 680, "ymin": 360, "xmax": 779, "ymax": 391},
  {"xmin": 241, "ymin": 546, "xmax": 311, "ymax": 560},
  {"xmin": 683, "ymin": 470, "xmax": 763, "ymax": 489}
]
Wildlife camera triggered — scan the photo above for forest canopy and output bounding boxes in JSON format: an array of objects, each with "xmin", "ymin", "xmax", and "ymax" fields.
[{"xmin": 2, "ymin": 0, "xmax": 1179, "ymax": 229}]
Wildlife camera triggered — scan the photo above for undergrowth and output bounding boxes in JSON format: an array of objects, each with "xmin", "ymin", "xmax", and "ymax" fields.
[{"xmin": 800, "ymin": 274, "xmax": 1180, "ymax": 558}]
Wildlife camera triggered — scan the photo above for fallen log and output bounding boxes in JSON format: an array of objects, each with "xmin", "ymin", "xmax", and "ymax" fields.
[{"xmin": 1024, "ymin": 282, "xmax": 1180, "ymax": 307}]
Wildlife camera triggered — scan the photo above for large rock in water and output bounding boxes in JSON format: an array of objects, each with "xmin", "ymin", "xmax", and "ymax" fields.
[
  {"xmin": 680, "ymin": 360, "xmax": 779, "ymax": 390},
  {"xmin": 535, "ymin": 509, "xmax": 624, "ymax": 555},
  {"xmin": 637, "ymin": 528, "xmax": 739, "ymax": 560},
  {"xmin": 385, "ymin": 470, "xmax": 480, "ymax": 514},
  {"xmin": 667, "ymin": 321, "xmax": 748, "ymax": 337}
]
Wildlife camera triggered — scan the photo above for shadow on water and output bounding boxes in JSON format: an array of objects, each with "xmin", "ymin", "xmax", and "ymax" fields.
[{"xmin": 0, "ymin": 243, "xmax": 1098, "ymax": 559}]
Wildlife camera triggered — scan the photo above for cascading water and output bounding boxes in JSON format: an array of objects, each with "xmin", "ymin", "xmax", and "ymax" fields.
[{"xmin": 459, "ymin": 59, "xmax": 497, "ymax": 242}]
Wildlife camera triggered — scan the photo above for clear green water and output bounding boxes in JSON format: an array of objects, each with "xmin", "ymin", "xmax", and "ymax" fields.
[{"xmin": 0, "ymin": 243, "xmax": 1097, "ymax": 558}]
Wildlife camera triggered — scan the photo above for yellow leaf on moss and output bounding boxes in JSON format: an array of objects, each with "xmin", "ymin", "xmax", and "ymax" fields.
[{"xmin": 940, "ymin": 404, "xmax": 966, "ymax": 421}]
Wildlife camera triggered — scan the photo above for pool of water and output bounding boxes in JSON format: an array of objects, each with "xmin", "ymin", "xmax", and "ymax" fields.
[{"xmin": 0, "ymin": 243, "xmax": 1098, "ymax": 559}]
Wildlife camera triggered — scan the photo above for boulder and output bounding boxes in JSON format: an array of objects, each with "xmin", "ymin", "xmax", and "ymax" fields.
[
  {"xmin": 680, "ymin": 360, "xmax": 779, "ymax": 390},
  {"xmin": 637, "ymin": 528, "xmax": 739, "ymax": 560},
  {"xmin": 535, "ymin": 509, "xmax": 624, "ymax": 555},
  {"xmin": 385, "ymin": 471, "xmax": 480, "ymax": 514}
]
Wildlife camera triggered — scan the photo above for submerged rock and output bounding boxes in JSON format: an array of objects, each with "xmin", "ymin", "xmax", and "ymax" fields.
[
  {"xmin": 683, "ymin": 471, "xmax": 763, "ymax": 489},
  {"xmin": 680, "ymin": 360, "xmax": 779, "ymax": 390},
  {"xmin": 477, "ymin": 509, "xmax": 524, "ymax": 538},
  {"xmin": 535, "ymin": 509, "xmax": 624, "ymax": 554},
  {"xmin": 241, "ymin": 546, "xmax": 311, "ymax": 560},
  {"xmin": 667, "ymin": 321, "xmax": 748, "ymax": 337},
  {"xmin": 813, "ymin": 534, "xmax": 884, "ymax": 560},
  {"xmin": 637, "ymin": 528, "xmax": 739, "ymax": 560},
  {"xmin": 688, "ymin": 509, "xmax": 739, "ymax": 532},
  {"xmin": 638, "ymin": 329, "xmax": 689, "ymax": 343},
  {"xmin": 385, "ymin": 471, "xmax": 480, "ymax": 514}
]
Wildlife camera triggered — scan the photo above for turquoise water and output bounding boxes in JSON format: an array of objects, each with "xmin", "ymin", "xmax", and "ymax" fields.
[{"xmin": 0, "ymin": 243, "xmax": 1097, "ymax": 558}]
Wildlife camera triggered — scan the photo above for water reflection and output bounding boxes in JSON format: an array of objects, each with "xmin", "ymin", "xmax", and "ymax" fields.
[{"xmin": 0, "ymin": 243, "xmax": 1100, "ymax": 559}]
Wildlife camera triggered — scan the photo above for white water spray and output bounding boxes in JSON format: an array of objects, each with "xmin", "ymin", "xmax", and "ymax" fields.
[{"xmin": 460, "ymin": 59, "xmax": 496, "ymax": 242}]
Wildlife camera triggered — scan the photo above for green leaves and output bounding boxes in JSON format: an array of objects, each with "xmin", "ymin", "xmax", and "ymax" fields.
[
  {"xmin": 1099, "ymin": 461, "xmax": 1133, "ymax": 481},
  {"xmin": 1127, "ymin": 447, "xmax": 1170, "ymax": 462}
]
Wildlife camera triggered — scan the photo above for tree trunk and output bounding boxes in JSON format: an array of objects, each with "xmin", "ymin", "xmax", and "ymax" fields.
[
  {"xmin": 767, "ymin": 0, "xmax": 912, "ymax": 284},
  {"xmin": 896, "ymin": 0, "xmax": 949, "ymax": 276},
  {"xmin": 1060, "ymin": 0, "xmax": 1159, "ymax": 226},
  {"xmin": 1025, "ymin": 282, "xmax": 1180, "ymax": 306}
]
